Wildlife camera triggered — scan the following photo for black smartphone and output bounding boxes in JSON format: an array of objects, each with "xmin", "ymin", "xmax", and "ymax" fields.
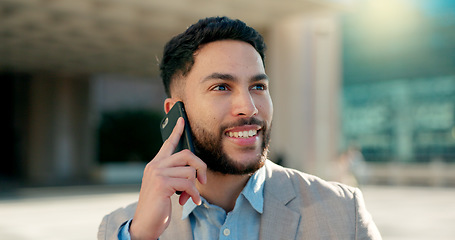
[{"xmin": 160, "ymin": 101, "xmax": 195, "ymax": 153}]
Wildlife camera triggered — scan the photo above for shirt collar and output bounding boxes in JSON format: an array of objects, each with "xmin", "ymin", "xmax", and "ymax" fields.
[
  {"xmin": 242, "ymin": 164, "xmax": 265, "ymax": 214},
  {"xmin": 182, "ymin": 165, "xmax": 266, "ymax": 219},
  {"xmin": 181, "ymin": 196, "xmax": 198, "ymax": 219}
]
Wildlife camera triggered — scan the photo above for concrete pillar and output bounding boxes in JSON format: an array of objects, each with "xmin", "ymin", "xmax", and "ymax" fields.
[
  {"xmin": 268, "ymin": 14, "xmax": 341, "ymax": 179},
  {"xmin": 27, "ymin": 73, "xmax": 94, "ymax": 185}
]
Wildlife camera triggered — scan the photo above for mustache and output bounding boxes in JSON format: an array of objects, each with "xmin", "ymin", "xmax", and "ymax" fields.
[{"xmin": 220, "ymin": 117, "xmax": 267, "ymax": 132}]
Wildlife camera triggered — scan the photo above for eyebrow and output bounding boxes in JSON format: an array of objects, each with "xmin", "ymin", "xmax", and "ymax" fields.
[{"xmin": 202, "ymin": 72, "xmax": 269, "ymax": 83}]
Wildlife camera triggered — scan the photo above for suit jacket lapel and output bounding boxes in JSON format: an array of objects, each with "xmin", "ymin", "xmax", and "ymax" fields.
[
  {"xmin": 162, "ymin": 161, "xmax": 301, "ymax": 240},
  {"xmin": 260, "ymin": 161, "xmax": 301, "ymax": 240}
]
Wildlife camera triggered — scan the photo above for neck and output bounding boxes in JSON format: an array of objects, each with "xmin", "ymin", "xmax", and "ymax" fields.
[{"xmin": 197, "ymin": 170, "xmax": 252, "ymax": 212}]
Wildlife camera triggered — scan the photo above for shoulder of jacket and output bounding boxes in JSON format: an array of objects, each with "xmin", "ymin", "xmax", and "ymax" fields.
[
  {"xmin": 265, "ymin": 160, "xmax": 358, "ymax": 200},
  {"xmin": 98, "ymin": 202, "xmax": 138, "ymax": 240}
]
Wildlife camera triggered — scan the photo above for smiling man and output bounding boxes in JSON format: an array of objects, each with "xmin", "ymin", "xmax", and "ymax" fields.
[{"xmin": 98, "ymin": 16, "xmax": 381, "ymax": 240}]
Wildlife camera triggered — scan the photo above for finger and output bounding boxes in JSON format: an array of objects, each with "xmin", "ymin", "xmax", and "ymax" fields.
[
  {"xmin": 178, "ymin": 192, "xmax": 191, "ymax": 205},
  {"xmin": 160, "ymin": 150, "xmax": 207, "ymax": 184},
  {"xmin": 160, "ymin": 166, "xmax": 197, "ymax": 181},
  {"xmin": 158, "ymin": 117, "xmax": 185, "ymax": 157},
  {"xmin": 196, "ymin": 163, "xmax": 207, "ymax": 185},
  {"xmin": 178, "ymin": 191, "xmax": 202, "ymax": 206},
  {"xmin": 170, "ymin": 178, "xmax": 201, "ymax": 204}
]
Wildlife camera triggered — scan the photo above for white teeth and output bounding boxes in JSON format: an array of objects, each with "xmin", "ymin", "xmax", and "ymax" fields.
[{"xmin": 227, "ymin": 129, "xmax": 258, "ymax": 138}]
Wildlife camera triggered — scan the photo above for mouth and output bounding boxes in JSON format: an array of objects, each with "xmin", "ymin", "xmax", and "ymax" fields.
[{"xmin": 224, "ymin": 126, "xmax": 261, "ymax": 139}]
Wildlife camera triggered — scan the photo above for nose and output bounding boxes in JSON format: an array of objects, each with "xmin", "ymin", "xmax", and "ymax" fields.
[{"xmin": 232, "ymin": 91, "xmax": 258, "ymax": 117}]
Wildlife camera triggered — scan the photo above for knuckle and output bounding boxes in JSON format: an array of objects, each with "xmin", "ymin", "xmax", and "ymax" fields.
[
  {"xmin": 188, "ymin": 168, "xmax": 197, "ymax": 180},
  {"xmin": 143, "ymin": 164, "xmax": 152, "ymax": 175},
  {"xmin": 180, "ymin": 149, "xmax": 192, "ymax": 157},
  {"xmin": 143, "ymin": 162, "xmax": 162, "ymax": 178},
  {"xmin": 197, "ymin": 162, "xmax": 207, "ymax": 172},
  {"xmin": 201, "ymin": 161, "xmax": 208, "ymax": 169},
  {"xmin": 175, "ymin": 150, "xmax": 193, "ymax": 163},
  {"xmin": 144, "ymin": 161, "xmax": 157, "ymax": 172},
  {"xmin": 185, "ymin": 180, "xmax": 195, "ymax": 190}
]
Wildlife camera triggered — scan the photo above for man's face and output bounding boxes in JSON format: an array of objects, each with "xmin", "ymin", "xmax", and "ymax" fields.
[{"xmin": 178, "ymin": 40, "xmax": 273, "ymax": 175}]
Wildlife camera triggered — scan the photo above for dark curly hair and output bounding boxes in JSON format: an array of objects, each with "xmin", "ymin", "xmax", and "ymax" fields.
[{"xmin": 160, "ymin": 16, "xmax": 267, "ymax": 97}]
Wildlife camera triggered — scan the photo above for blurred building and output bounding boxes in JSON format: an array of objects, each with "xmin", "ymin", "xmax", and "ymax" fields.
[
  {"xmin": 340, "ymin": 0, "xmax": 455, "ymax": 186},
  {"xmin": 2, "ymin": 0, "xmax": 454, "ymax": 189},
  {"xmin": 2, "ymin": 0, "xmax": 347, "ymax": 188}
]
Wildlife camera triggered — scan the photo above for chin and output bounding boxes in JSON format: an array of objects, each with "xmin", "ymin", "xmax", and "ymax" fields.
[
  {"xmin": 223, "ymin": 154, "xmax": 266, "ymax": 175},
  {"xmin": 194, "ymin": 132, "xmax": 270, "ymax": 175}
]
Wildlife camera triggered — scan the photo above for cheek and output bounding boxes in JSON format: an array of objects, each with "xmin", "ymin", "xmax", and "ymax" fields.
[
  {"xmin": 187, "ymin": 107, "xmax": 219, "ymax": 132},
  {"xmin": 198, "ymin": 101, "xmax": 224, "ymax": 121},
  {"xmin": 257, "ymin": 97, "xmax": 273, "ymax": 120}
]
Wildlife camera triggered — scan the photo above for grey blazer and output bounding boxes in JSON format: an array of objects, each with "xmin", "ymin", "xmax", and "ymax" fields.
[{"xmin": 98, "ymin": 160, "xmax": 381, "ymax": 240}]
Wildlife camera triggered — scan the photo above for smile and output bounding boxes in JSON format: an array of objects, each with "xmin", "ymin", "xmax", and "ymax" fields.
[{"xmin": 225, "ymin": 129, "xmax": 259, "ymax": 138}]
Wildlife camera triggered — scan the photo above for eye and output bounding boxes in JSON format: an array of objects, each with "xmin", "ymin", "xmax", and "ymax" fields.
[
  {"xmin": 251, "ymin": 83, "xmax": 267, "ymax": 91},
  {"xmin": 212, "ymin": 84, "xmax": 229, "ymax": 91}
]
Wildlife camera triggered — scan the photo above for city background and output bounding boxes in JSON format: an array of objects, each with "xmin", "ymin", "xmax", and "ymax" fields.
[{"xmin": 1, "ymin": 0, "xmax": 454, "ymax": 239}]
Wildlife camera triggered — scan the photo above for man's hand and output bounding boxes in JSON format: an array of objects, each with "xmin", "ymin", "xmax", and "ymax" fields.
[{"xmin": 130, "ymin": 117, "xmax": 207, "ymax": 240}]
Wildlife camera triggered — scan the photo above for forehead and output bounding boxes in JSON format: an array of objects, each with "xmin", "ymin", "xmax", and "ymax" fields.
[{"xmin": 188, "ymin": 40, "xmax": 265, "ymax": 82}]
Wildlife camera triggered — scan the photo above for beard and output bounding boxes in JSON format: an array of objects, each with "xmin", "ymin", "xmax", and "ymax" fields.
[{"xmin": 190, "ymin": 117, "xmax": 271, "ymax": 175}]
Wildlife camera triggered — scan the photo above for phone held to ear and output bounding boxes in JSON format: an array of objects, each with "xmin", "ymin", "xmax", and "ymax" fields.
[
  {"xmin": 160, "ymin": 101, "xmax": 196, "ymax": 195},
  {"xmin": 160, "ymin": 101, "xmax": 195, "ymax": 153}
]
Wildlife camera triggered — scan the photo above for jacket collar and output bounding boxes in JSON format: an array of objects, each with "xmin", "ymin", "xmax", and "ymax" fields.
[
  {"xmin": 260, "ymin": 160, "xmax": 301, "ymax": 239},
  {"xmin": 165, "ymin": 160, "xmax": 301, "ymax": 240}
]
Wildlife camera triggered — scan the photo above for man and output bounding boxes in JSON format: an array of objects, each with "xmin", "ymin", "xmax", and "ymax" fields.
[{"xmin": 98, "ymin": 16, "xmax": 381, "ymax": 240}]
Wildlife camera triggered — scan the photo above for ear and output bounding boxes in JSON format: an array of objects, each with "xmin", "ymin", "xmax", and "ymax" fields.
[{"xmin": 164, "ymin": 98, "xmax": 179, "ymax": 114}]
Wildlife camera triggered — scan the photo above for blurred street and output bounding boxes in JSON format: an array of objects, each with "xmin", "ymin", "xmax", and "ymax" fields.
[{"xmin": 1, "ymin": 184, "xmax": 454, "ymax": 240}]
